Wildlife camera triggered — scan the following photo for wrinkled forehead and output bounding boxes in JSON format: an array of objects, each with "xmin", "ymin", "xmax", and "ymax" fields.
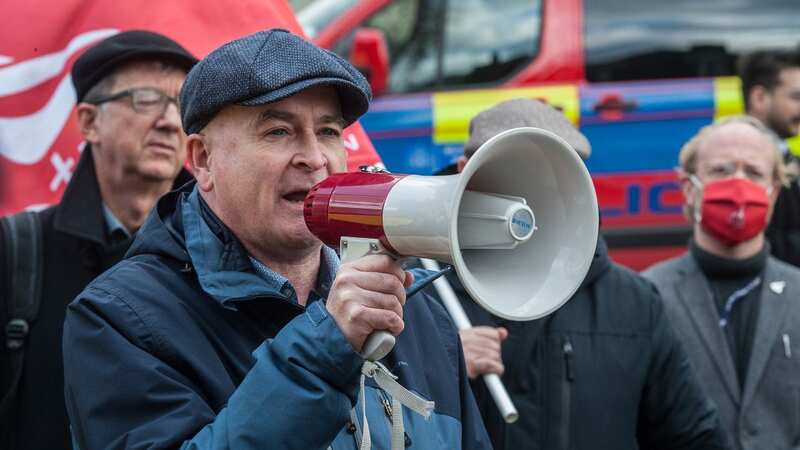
[
  {"xmin": 250, "ymin": 86, "xmax": 344, "ymax": 125},
  {"xmin": 110, "ymin": 59, "xmax": 187, "ymax": 93},
  {"xmin": 696, "ymin": 123, "xmax": 775, "ymax": 170},
  {"xmin": 203, "ymin": 86, "xmax": 344, "ymax": 135}
]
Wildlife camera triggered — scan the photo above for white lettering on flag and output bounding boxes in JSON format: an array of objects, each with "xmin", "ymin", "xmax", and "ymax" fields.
[{"xmin": 49, "ymin": 152, "xmax": 74, "ymax": 192}]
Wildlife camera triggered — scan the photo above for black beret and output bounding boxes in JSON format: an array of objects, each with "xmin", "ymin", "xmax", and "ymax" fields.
[
  {"xmin": 71, "ymin": 30, "xmax": 197, "ymax": 103},
  {"xmin": 179, "ymin": 29, "xmax": 371, "ymax": 135}
]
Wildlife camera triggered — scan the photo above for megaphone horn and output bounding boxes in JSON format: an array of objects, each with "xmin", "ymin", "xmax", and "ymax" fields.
[{"xmin": 305, "ymin": 127, "xmax": 598, "ymax": 321}]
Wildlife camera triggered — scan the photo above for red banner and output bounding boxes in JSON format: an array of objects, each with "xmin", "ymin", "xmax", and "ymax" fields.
[{"xmin": 0, "ymin": 1, "xmax": 381, "ymax": 216}]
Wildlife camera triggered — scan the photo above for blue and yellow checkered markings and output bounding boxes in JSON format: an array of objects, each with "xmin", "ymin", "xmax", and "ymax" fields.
[
  {"xmin": 360, "ymin": 93, "xmax": 434, "ymax": 137},
  {"xmin": 359, "ymin": 76, "xmax": 800, "ymax": 179},
  {"xmin": 431, "ymin": 85, "xmax": 580, "ymax": 144},
  {"xmin": 360, "ymin": 85, "xmax": 580, "ymax": 174},
  {"xmin": 581, "ymin": 78, "xmax": 715, "ymax": 121}
]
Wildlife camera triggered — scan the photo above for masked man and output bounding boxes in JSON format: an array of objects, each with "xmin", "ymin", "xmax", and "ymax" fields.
[{"xmin": 644, "ymin": 116, "xmax": 800, "ymax": 450}]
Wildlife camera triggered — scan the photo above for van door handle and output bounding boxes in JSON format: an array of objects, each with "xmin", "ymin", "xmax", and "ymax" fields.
[{"xmin": 592, "ymin": 93, "xmax": 638, "ymax": 119}]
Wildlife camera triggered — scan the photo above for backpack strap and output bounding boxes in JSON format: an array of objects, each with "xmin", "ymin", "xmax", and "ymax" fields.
[{"xmin": 0, "ymin": 211, "xmax": 44, "ymax": 443}]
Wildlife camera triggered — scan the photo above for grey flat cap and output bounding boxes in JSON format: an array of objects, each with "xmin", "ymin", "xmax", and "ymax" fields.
[
  {"xmin": 180, "ymin": 29, "xmax": 371, "ymax": 134},
  {"xmin": 464, "ymin": 98, "xmax": 591, "ymax": 159}
]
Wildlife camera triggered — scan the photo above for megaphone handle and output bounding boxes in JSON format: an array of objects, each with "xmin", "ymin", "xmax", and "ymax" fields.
[
  {"xmin": 340, "ymin": 237, "xmax": 398, "ymax": 361},
  {"xmin": 420, "ymin": 258, "xmax": 519, "ymax": 424},
  {"xmin": 360, "ymin": 331, "xmax": 396, "ymax": 361}
]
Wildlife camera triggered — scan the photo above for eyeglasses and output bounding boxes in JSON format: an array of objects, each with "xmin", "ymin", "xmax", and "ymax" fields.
[
  {"xmin": 702, "ymin": 161, "xmax": 770, "ymax": 185},
  {"xmin": 88, "ymin": 87, "xmax": 178, "ymax": 116}
]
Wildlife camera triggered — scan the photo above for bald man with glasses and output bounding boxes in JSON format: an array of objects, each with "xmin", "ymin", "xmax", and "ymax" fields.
[{"xmin": 0, "ymin": 30, "xmax": 196, "ymax": 450}]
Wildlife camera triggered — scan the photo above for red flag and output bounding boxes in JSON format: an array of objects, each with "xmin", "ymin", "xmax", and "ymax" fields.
[{"xmin": 0, "ymin": 0, "xmax": 381, "ymax": 216}]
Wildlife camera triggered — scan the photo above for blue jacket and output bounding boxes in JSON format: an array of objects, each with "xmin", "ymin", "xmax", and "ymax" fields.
[{"xmin": 62, "ymin": 183, "xmax": 491, "ymax": 450}]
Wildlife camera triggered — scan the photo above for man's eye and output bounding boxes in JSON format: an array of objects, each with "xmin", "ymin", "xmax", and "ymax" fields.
[
  {"xmin": 708, "ymin": 167, "xmax": 729, "ymax": 176},
  {"xmin": 266, "ymin": 128, "xmax": 289, "ymax": 136},
  {"xmin": 320, "ymin": 128, "xmax": 341, "ymax": 137}
]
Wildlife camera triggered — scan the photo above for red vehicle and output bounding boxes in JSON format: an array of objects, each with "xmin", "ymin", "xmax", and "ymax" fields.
[{"xmin": 295, "ymin": 0, "xmax": 800, "ymax": 270}]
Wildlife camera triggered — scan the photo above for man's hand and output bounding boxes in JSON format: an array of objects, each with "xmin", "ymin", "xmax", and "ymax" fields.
[
  {"xmin": 326, "ymin": 255, "xmax": 413, "ymax": 353},
  {"xmin": 460, "ymin": 326, "xmax": 508, "ymax": 379}
]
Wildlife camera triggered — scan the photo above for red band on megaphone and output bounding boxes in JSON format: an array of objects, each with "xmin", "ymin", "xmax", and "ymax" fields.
[{"xmin": 304, "ymin": 172, "xmax": 406, "ymax": 252}]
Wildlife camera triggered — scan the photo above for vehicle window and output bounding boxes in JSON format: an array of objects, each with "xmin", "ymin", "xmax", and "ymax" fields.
[
  {"xmin": 376, "ymin": 0, "xmax": 442, "ymax": 93},
  {"xmin": 330, "ymin": 0, "xmax": 542, "ymax": 94},
  {"xmin": 329, "ymin": 0, "xmax": 440, "ymax": 93},
  {"xmin": 441, "ymin": 0, "xmax": 542, "ymax": 87},
  {"xmin": 585, "ymin": 0, "xmax": 800, "ymax": 82},
  {"xmin": 295, "ymin": 0, "xmax": 360, "ymax": 38}
]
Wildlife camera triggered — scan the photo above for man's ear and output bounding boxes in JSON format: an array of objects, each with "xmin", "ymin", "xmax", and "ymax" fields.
[
  {"xmin": 76, "ymin": 103, "xmax": 100, "ymax": 144},
  {"xmin": 187, "ymin": 133, "xmax": 213, "ymax": 192},
  {"xmin": 770, "ymin": 180, "xmax": 781, "ymax": 203},
  {"xmin": 678, "ymin": 171, "xmax": 696, "ymax": 208},
  {"xmin": 456, "ymin": 155, "xmax": 468, "ymax": 174},
  {"xmin": 749, "ymin": 85, "xmax": 771, "ymax": 115}
]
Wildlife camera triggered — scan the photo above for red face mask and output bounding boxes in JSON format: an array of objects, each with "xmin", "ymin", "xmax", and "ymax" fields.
[{"xmin": 692, "ymin": 177, "xmax": 770, "ymax": 246}]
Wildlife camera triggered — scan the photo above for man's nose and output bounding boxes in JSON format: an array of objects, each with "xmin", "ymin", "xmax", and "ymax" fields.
[
  {"xmin": 154, "ymin": 101, "xmax": 181, "ymax": 132},
  {"xmin": 293, "ymin": 135, "xmax": 328, "ymax": 171}
]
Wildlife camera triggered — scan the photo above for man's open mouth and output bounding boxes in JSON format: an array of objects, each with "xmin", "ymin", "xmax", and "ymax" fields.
[{"xmin": 282, "ymin": 190, "xmax": 309, "ymax": 203}]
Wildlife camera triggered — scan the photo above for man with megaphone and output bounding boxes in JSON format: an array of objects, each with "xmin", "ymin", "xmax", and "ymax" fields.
[
  {"xmin": 436, "ymin": 99, "xmax": 731, "ymax": 450},
  {"xmin": 61, "ymin": 29, "xmax": 491, "ymax": 450}
]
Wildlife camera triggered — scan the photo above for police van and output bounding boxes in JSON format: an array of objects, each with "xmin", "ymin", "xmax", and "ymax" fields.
[{"xmin": 295, "ymin": 0, "xmax": 799, "ymax": 269}]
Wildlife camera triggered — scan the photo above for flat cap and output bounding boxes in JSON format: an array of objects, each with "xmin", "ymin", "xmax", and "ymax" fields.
[
  {"xmin": 180, "ymin": 29, "xmax": 372, "ymax": 135},
  {"xmin": 464, "ymin": 98, "xmax": 591, "ymax": 159},
  {"xmin": 72, "ymin": 30, "xmax": 197, "ymax": 103}
]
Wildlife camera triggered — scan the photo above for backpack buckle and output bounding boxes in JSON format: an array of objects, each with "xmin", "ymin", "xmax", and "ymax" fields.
[{"xmin": 5, "ymin": 319, "xmax": 30, "ymax": 351}]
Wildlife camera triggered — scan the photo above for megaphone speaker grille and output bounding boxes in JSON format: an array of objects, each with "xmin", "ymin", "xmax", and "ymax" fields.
[{"xmin": 451, "ymin": 127, "xmax": 598, "ymax": 321}]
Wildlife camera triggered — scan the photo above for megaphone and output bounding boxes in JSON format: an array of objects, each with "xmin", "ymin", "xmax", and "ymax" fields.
[
  {"xmin": 305, "ymin": 126, "xmax": 598, "ymax": 424},
  {"xmin": 305, "ymin": 126, "xmax": 598, "ymax": 322}
]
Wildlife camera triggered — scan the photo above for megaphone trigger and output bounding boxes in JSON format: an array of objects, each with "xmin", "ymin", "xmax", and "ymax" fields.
[{"xmin": 337, "ymin": 237, "xmax": 454, "ymax": 361}]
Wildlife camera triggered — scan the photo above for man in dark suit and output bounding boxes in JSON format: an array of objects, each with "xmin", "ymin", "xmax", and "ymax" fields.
[
  {"xmin": 0, "ymin": 30, "xmax": 195, "ymax": 450},
  {"xmin": 644, "ymin": 115, "xmax": 800, "ymax": 450},
  {"xmin": 739, "ymin": 50, "xmax": 800, "ymax": 266}
]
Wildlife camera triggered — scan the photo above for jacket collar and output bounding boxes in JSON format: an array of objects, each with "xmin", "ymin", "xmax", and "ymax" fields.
[
  {"xmin": 579, "ymin": 235, "xmax": 611, "ymax": 289},
  {"xmin": 53, "ymin": 144, "xmax": 193, "ymax": 245},
  {"xmin": 741, "ymin": 257, "xmax": 792, "ymax": 408},
  {"xmin": 180, "ymin": 187, "xmax": 339, "ymax": 308},
  {"xmin": 675, "ymin": 253, "xmax": 742, "ymax": 404},
  {"xmin": 52, "ymin": 147, "xmax": 107, "ymax": 245}
]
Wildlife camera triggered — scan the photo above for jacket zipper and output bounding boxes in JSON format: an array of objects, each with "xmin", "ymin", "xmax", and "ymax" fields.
[
  {"xmin": 561, "ymin": 337, "xmax": 574, "ymax": 450},
  {"xmin": 563, "ymin": 339, "xmax": 575, "ymax": 382},
  {"xmin": 378, "ymin": 389, "xmax": 411, "ymax": 448}
]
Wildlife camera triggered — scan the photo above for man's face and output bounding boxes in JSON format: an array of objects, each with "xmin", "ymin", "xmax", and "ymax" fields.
[
  {"xmin": 682, "ymin": 122, "xmax": 780, "ymax": 216},
  {"xmin": 758, "ymin": 67, "xmax": 800, "ymax": 139},
  {"xmin": 194, "ymin": 86, "xmax": 347, "ymax": 258},
  {"xmin": 87, "ymin": 61, "xmax": 187, "ymax": 182}
]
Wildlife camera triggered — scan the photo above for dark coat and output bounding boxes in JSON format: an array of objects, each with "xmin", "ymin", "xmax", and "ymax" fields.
[
  {"xmin": 0, "ymin": 149, "xmax": 191, "ymax": 450},
  {"xmin": 428, "ymin": 237, "xmax": 731, "ymax": 450},
  {"xmin": 644, "ymin": 253, "xmax": 800, "ymax": 450},
  {"xmin": 766, "ymin": 178, "xmax": 800, "ymax": 268},
  {"xmin": 62, "ymin": 183, "xmax": 491, "ymax": 450}
]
